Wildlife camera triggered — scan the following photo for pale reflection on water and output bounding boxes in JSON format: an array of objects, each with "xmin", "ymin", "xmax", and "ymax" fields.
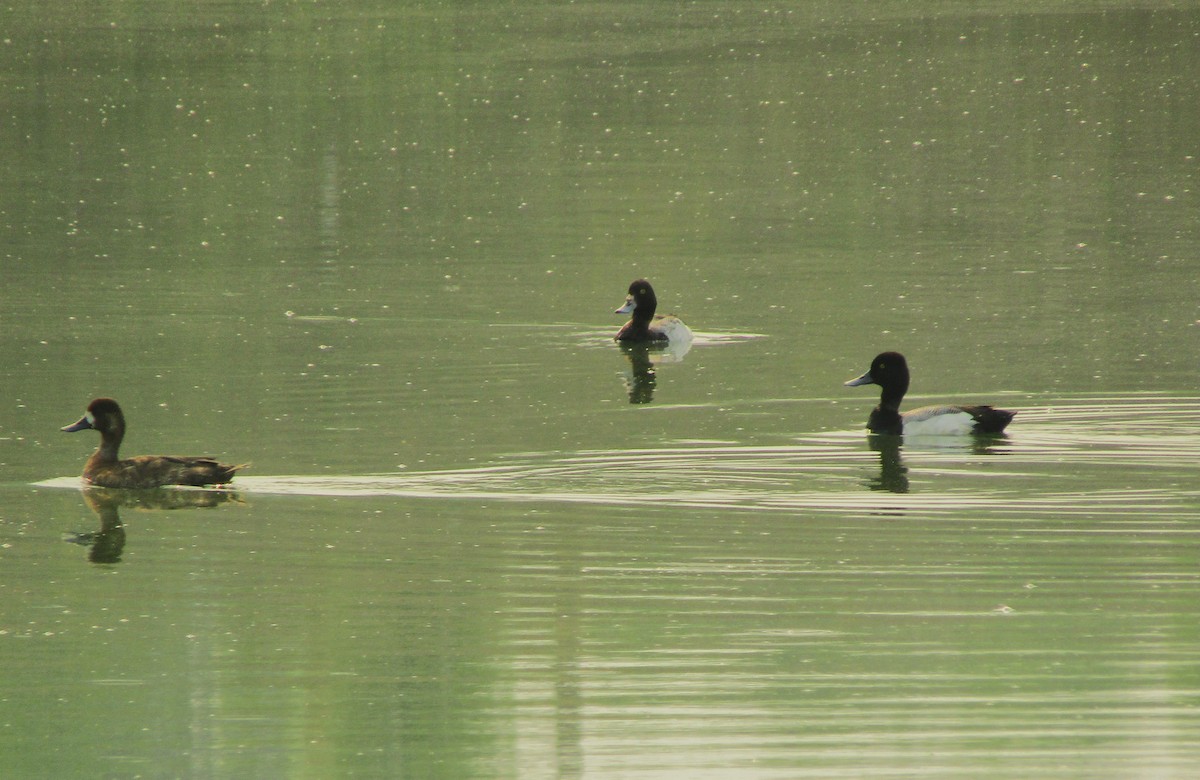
[{"xmin": 21, "ymin": 399, "xmax": 1200, "ymax": 777}]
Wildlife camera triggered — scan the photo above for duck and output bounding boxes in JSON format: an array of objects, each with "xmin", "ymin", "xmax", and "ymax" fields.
[
  {"xmin": 844, "ymin": 352, "xmax": 1015, "ymax": 436},
  {"xmin": 62, "ymin": 398, "xmax": 245, "ymax": 489},
  {"xmin": 614, "ymin": 279, "xmax": 692, "ymax": 343}
]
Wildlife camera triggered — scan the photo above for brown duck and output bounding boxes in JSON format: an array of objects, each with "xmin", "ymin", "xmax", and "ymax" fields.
[{"xmin": 62, "ymin": 398, "xmax": 245, "ymax": 488}]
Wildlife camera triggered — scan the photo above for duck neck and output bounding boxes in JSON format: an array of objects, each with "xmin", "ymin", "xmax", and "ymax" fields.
[
  {"xmin": 623, "ymin": 316, "xmax": 653, "ymax": 336},
  {"xmin": 93, "ymin": 428, "xmax": 123, "ymax": 464},
  {"xmin": 631, "ymin": 303, "xmax": 656, "ymax": 325},
  {"xmin": 878, "ymin": 382, "xmax": 907, "ymax": 413},
  {"xmin": 618, "ymin": 302, "xmax": 657, "ymax": 340}
]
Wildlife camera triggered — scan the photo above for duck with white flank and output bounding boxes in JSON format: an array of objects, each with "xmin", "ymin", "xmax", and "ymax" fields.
[
  {"xmin": 845, "ymin": 352, "xmax": 1015, "ymax": 436},
  {"xmin": 614, "ymin": 279, "xmax": 692, "ymax": 344}
]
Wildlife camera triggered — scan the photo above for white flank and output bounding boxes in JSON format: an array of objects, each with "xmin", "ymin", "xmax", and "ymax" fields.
[{"xmin": 901, "ymin": 406, "xmax": 975, "ymax": 436}]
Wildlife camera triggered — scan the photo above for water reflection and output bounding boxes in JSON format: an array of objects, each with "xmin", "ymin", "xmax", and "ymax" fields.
[
  {"xmin": 62, "ymin": 490, "xmax": 127, "ymax": 563},
  {"xmin": 62, "ymin": 487, "xmax": 240, "ymax": 564},
  {"xmin": 25, "ymin": 397, "xmax": 1200, "ymax": 777},
  {"xmin": 618, "ymin": 342, "xmax": 657, "ymax": 404},
  {"xmin": 865, "ymin": 431, "xmax": 1014, "ymax": 494},
  {"xmin": 615, "ymin": 336, "xmax": 692, "ymax": 404},
  {"xmin": 866, "ymin": 436, "xmax": 909, "ymax": 494}
]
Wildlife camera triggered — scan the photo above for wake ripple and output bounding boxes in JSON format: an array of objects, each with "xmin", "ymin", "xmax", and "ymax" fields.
[{"xmin": 35, "ymin": 396, "xmax": 1200, "ymax": 519}]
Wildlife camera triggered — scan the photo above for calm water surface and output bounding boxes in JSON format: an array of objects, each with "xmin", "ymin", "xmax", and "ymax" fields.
[{"xmin": 3, "ymin": 3, "xmax": 1200, "ymax": 778}]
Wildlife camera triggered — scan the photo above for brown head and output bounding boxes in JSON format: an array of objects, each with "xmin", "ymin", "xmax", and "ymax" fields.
[{"xmin": 62, "ymin": 398, "xmax": 127, "ymax": 437}]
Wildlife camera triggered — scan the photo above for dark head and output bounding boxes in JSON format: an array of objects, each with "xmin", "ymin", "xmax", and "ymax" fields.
[
  {"xmin": 62, "ymin": 398, "xmax": 126, "ymax": 437},
  {"xmin": 614, "ymin": 279, "xmax": 658, "ymax": 320},
  {"xmin": 845, "ymin": 352, "xmax": 910, "ymax": 401}
]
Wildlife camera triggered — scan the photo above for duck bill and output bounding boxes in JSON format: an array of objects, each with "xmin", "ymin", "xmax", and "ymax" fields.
[
  {"xmin": 614, "ymin": 297, "xmax": 635, "ymax": 315},
  {"xmin": 844, "ymin": 371, "xmax": 875, "ymax": 387},
  {"xmin": 61, "ymin": 415, "xmax": 94, "ymax": 432}
]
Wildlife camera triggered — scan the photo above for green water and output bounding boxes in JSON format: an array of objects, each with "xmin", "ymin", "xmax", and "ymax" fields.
[{"xmin": 3, "ymin": 3, "xmax": 1200, "ymax": 778}]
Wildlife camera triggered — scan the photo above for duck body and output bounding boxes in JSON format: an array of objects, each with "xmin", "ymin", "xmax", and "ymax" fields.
[
  {"xmin": 62, "ymin": 398, "xmax": 244, "ymax": 489},
  {"xmin": 864, "ymin": 403, "xmax": 1015, "ymax": 437},
  {"xmin": 845, "ymin": 352, "xmax": 1015, "ymax": 436},
  {"xmin": 614, "ymin": 279, "xmax": 692, "ymax": 344}
]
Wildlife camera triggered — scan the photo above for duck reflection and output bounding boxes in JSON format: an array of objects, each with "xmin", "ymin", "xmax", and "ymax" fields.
[
  {"xmin": 63, "ymin": 490, "xmax": 127, "ymax": 563},
  {"xmin": 617, "ymin": 338, "xmax": 692, "ymax": 404},
  {"xmin": 64, "ymin": 487, "xmax": 240, "ymax": 564},
  {"xmin": 619, "ymin": 342, "xmax": 657, "ymax": 404},
  {"xmin": 866, "ymin": 435, "xmax": 909, "ymax": 494},
  {"xmin": 864, "ymin": 434, "xmax": 1011, "ymax": 494}
]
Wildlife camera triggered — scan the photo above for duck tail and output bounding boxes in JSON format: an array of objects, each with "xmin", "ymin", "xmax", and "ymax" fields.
[
  {"xmin": 221, "ymin": 462, "xmax": 250, "ymax": 481},
  {"xmin": 970, "ymin": 407, "xmax": 1016, "ymax": 434}
]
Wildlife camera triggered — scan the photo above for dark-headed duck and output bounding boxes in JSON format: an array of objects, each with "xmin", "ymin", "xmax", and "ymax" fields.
[
  {"xmin": 614, "ymin": 279, "xmax": 692, "ymax": 343},
  {"xmin": 844, "ymin": 352, "xmax": 1015, "ymax": 436},
  {"xmin": 62, "ymin": 398, "xmax": 245, "ymax": 488}
]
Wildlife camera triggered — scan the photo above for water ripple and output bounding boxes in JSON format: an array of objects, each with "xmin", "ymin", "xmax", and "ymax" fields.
[{"xmin": 36, "ymin": 395, "xmax": 1200, "ymax": 521}]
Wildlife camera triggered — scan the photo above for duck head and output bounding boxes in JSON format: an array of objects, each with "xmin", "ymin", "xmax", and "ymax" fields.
[
  {"xmin": 615, "ymin": 279, "xmax": 658, "ymax": 319},
  {"xmin": 845, "ymin": 352, "xmax": 910, "ymax": 401},
  {"xmin": 62, "ymin": 398, "xmax": 126, "ymax": 437}
]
